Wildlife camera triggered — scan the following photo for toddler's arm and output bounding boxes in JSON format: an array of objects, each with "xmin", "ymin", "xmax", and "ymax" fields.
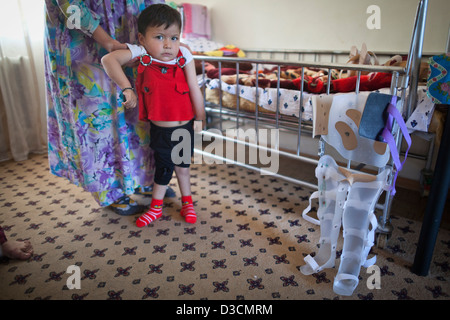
[
  {"xmin": 183, "ymin": 60, "xmax": 205, "ymax": 132},
  {"xmin": 101, "ymin": 49, "xmax": 137, "ymax": 109}
]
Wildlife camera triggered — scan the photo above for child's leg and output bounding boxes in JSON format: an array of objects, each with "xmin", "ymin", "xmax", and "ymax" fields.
[
  {"xmin": 175, "ymin": 166, "xmax": 192, "ymax": 196},
  {"xmin": 135, "ymin": 183, "xmax": 167, "ymax": 227},
  {"xmin": 175, "ymin": 166, "xmax": 197, "ymax": 224}
]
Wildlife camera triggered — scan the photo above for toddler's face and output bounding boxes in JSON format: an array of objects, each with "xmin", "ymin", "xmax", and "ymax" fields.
[{"xmin": 139, "ymin": 23, "xmax": 181, "ymax": 62}]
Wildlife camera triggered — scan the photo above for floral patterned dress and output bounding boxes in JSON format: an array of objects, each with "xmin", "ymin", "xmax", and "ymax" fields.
[{"xmin": 44, "ymin": 0, "xmax": 164, "ymax": 207}]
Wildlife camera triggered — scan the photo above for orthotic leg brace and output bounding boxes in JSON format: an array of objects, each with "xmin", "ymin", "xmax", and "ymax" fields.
[
  {"xmin": 301, "ymin": 155, "xmax": 348, "ymax": 275},
  {"xmin": 301, "ymin": 155, "xmax": 390, "ymax": 296}
]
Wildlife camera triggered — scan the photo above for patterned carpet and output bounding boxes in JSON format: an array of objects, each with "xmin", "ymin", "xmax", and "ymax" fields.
[{"xmin": 0, "ymin": 153, "xmax": 449, "ymax": 300}]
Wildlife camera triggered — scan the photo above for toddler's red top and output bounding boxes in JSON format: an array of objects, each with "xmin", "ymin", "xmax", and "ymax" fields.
[{"xmin": 135, "ymin": 48, "xmax": 194, "ymax": 122}]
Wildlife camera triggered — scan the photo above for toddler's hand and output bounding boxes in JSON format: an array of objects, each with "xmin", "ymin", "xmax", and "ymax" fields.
[
  {"xmin": 193, "ymin": 120, "xmax": 203, "ymax": 133},
  {"xmin": 124, "ymin": 57, "xmax": 140, "ymax": 68},
  {"xmin": 123, "ymin": 90, "xmax": 137, "ymax": 109}
]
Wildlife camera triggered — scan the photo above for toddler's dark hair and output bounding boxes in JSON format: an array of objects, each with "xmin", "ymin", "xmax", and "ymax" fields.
[{"xmin": 138, "ymin": 4, "xmax": 182, "ymax": 34}]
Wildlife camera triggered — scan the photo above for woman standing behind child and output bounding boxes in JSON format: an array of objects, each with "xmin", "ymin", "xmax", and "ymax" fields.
[
  {"xmin": 102, "ymin": 4, "xmax": 205, "ymax": 227},
  {"xmin": 45, "ymin": 0, "xmax": 173, "ymax": 216}
]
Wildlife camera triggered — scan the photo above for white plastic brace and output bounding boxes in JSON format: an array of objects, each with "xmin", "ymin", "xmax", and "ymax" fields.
[
  {"xmin": 300, "ymin": 155, "xmax": 390, "ymax": 296},
  {"xmin": 300, "ymin": 155, "xmax": 348, "ymax": 275},
  {"xmin": 333, "ymin": 167, "xmax": 390, "ymax": 296}
]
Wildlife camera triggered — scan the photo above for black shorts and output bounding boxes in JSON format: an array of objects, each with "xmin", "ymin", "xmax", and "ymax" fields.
[{"xmin": 150, "ymin": 120, "xmax": 194, "ymax": 185}]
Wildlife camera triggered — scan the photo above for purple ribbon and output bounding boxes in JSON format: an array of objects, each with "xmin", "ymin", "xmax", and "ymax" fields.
[{"xmin": 381, "ymin": 96, "xmax": 412, "ymax": 196}]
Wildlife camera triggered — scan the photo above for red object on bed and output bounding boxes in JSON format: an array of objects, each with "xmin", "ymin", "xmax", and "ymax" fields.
[{"xmin": 332, "ymin": 72, "xmax": 393, "ymax": 93}]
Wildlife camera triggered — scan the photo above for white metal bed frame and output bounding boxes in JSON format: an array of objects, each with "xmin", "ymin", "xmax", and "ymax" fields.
[{"xmin": 192, "ymin": 0, "xmax": 429, "ymax": 246}]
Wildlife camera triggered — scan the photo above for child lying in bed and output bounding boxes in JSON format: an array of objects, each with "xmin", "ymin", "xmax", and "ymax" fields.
[{"xmin": 101, "ymin": 3, "xmax": 205, "ymax": 227}]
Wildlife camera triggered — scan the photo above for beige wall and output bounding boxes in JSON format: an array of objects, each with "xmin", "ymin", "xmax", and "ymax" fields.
[{"xmin": 178, "ymin": 0, "xmax": 449, "ymax": 53}]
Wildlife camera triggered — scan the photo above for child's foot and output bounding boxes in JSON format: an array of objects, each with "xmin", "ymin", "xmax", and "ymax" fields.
[
  {"xmin": 136, "ymin": 199, "xmax": 163, "ymax": 227},
  {"xmin": 180, "ymin": 196, "xmax": 197, "ymax": 224},
  {"xmin": 135, "ymin": 186, "xmax": 176, "ymax": 198}
]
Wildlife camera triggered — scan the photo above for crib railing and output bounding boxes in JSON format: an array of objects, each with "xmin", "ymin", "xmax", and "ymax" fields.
[
  {"xmin": 243, "ymin": 48, "xmax": 406, "ymax": 64},
  {"xmin": 195, "ymin": 55, "xmax": 407, "ymax": 157}
]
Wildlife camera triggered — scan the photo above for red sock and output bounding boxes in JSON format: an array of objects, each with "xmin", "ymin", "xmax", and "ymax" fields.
[
  {"xmin": 136, "ymin": 199, "xmax": 163, "ymax": 228},
  {"xmin": 180, "ymin": 196, "xmax": 197, "ymax": 224}
]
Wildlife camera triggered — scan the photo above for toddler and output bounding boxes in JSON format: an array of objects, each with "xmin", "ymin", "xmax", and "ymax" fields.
[{"xmin": 102, "ymin": 4, "xmax": 205, "ymax": 227}]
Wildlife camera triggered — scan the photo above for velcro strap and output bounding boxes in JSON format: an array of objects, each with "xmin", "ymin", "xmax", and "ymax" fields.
[
  {"xmin": 341, "ymin": 251, "xmax": 362, "ymax": 263},
  {"xmin": 363, "ymin": 255, "xmax": 377, "ymax": 268},
  {"xmin": 345, "ymin": 199, "xmax": 372, "ymax": 211},
  {"xmin": 334, "ymin": 272, "xmax": 359, "ymax": 283},
  {"xmin": 304, "ymin": 255, "xmax": 320, "ymax": 272},
  {"xmin": 302, "ymin": 191, "xmax": 320, "ymax": 225},
  {"xmin": 343, "ymin": 227, "xmax": 366, "ymax": 240}
]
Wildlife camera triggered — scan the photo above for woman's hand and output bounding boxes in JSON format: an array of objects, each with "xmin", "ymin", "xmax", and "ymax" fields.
[
  {"xmin": 93, "ymin": 26, "xmax": 127, "ymax": 52},
  {"xmin": 105, "ymin": 39, "xmax": 128, "ymax": 53},
  {"xmin": 180, "ymin": 42, "xmax": 193, "ymax": 54}
]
